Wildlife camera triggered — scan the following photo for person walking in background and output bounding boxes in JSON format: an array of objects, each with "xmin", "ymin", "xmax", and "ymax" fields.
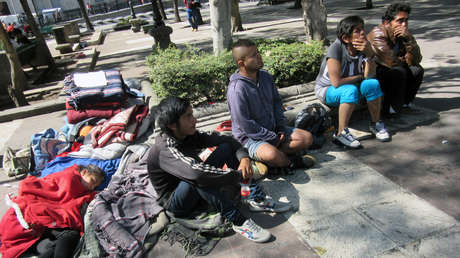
[{"xmin": 184, "ymin": 0, "xmax": 199, "ymax": 31}]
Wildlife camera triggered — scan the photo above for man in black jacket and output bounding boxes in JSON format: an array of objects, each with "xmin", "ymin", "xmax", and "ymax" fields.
[{"xmin": 147, "ymin": 97, "xmax": 290, "ymax": 243}]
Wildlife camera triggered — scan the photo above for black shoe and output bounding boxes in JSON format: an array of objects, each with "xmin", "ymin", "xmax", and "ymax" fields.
[{"xmin": 289, "ymin": 154, "xmax": 316, "ymax": 169}]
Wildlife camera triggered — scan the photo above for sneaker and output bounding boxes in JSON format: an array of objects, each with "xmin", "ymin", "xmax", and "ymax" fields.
[
  {"xmin": 402, "ymin": 102, "xmax": 415, "ymax": 109},
  {"xmin": 369, "ymin": 121, "xmax": 391, "ymax": 142},
  {"xmin": 389, "ymin": 105, "xmax": 397, "ymax": 114},
  {"xmin": 232, "ymin": 218, "xmax": 271, "ymax": 243},
  {"xmin": 334, "ymin": 128, "xmax": 361, "ymax": 148},
  {"xmin": 289, "ymin": 154, "xmax": 316, "ymax": 170},
  {"xmin": 246, "ymin": 196, "xmax": 291, "ymax": 213},
  {"xmin": 251, "ymin": 160, "xmax": 268, "ymax": 180}
]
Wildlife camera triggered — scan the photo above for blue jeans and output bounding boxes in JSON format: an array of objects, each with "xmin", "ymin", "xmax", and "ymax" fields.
[
  {"xmin": 168, "ymin": 143, "xmax": 265, "ymax": 223},
  {"xmin": 325, "ymin": 79, "xmax": 382, "ymax": 106},
  {"xmin": 186, "ymin": 8, "xmax": 198, "ymax": 29}
]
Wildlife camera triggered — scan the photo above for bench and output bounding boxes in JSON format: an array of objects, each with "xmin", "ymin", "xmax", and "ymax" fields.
[
  {"xmin": 67, "ymin": 34, "xmax": 81, "ymax": 44},
  {"xmin": 55, "ymin": 43, "xmax": 73, "ymax": 54},
  {"xmin": 86, "ymin": 30, "xmax": 104, "ymax": 46}
]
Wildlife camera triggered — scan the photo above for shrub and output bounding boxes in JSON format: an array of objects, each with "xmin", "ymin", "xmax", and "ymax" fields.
[
  {"xmin": 147, "ymin": 46, "xmax": 236, "ymax": 104},
  {"xmin": 146, "ymin": 39, "xmax": 325, "ymax": 104}
]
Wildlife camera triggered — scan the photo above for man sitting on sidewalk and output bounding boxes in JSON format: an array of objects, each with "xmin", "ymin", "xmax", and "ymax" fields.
[
  {"xmin": 367, "ymin": 2, "xmax": 424, "ymax": 116},
  {"xmin": 227, "ymin": 39, "xmax": 315, "ymax": 173},
  {"xmin": 146, "ymin": 96, "xmax": 290, "ymax": 243},
  {"xmin": 315, "ymin": 16, "xmax": 390, "ymax": 148}
]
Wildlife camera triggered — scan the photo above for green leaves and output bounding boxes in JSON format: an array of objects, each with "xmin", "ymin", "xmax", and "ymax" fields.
[{"xmin": 146, "ymin": 39, "xmax": 325, "ymax": 105}]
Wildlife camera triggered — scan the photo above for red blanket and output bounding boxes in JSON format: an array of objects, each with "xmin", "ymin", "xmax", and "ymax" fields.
[
  {"xmin": 91, "ymin": 104, "xmax": 149, "ymax": 148},
  {"xmin": 66, "ymin": 100, "xmax": 122, "ymax": 124},
  {"xmin": 0, "ymin": 165, "xmax": 96, "ymax": 258}
]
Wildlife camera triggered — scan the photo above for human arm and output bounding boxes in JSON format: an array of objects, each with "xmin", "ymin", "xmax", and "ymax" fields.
[
  {"xmin": 363, "ymin": 57, "xmax": 377, "ymax": 78},
  {"xmin": 158, "ymin": 142, "xmax": 241, "ymax": 187},
  {"xmin": 367, "ymin": 25, "xmax": 396, "ymax": 68},
  {"xmin": 327, "ymin": 58, "xmax": 363, "ymax": 87}
]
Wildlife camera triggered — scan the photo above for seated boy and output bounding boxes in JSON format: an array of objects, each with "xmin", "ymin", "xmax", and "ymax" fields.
[
  {"xmin": 0, "ymin": 164, "xmax": 105, "ymax": 258},
  {"xmin": 315, "ymin": 16, "xmax": 390, "ymax": 148},
  {"xmin": 147, "ymin": 96, "xmax": 290, "ymax": 243},
  {"xmin": 227, "ymin": 39, "xmax": 315, "ymax": 173}
]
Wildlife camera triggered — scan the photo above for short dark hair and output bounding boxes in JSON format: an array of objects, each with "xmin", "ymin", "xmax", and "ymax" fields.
[
  {"xmin": 78, "ymin": 164, "xmax": 105, "ymax": 182},
  {"xmin": 336, "ymin": 16, "xmax": 364, "ymax": 44},
  {"xmin": 157, "ymin": 96, "xmax": 191, "ymax": 136},
  {"xmin": 382, "ymin": 2, "xmax": 411, "ymax": 23},
  {"xmin": 232, "ymin": 39, "xmax": 257, "ymax": 63}
]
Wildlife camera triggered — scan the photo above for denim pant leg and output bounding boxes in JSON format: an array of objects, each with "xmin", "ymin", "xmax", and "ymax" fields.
[
  {"xmin": 204, "ymin": 143, "xmax": 239, "ymax": 169},
  {"xmin": 187, "ymin": 8, "xmax": 198, "ymax": 29},
  {"xmin": 169, "ymin": 181, "xmax": 245, "ymax": 224}
]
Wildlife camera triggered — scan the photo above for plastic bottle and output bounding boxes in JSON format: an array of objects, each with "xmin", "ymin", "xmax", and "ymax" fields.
[{"xmin": 240, "ymin": 179, "xmax": 250, "ymax": 201}]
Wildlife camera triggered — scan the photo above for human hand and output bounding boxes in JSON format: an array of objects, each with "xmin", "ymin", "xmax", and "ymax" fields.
[
  {"xmin": 393, "ymin": 25, "xmax": 409, "ymax": 39},
  {"xmin": 238, "ymin": 158, "xmax": 254, "ymax": 180},
  {"xmin": 275, "ymin": 132, "xmax": 286, "ymax": 147},
  {"xmin": 353, "ymin": 38, "xmax": 373, "ymax": 57}
]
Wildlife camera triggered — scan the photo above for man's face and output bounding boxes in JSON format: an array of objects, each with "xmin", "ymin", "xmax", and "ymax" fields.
[
  {"xmin": 242, "ymin": 46, "xmax": 263, "ymax": 73},
  {"xmin": 81, "ymin": 170, "xmax": 103, "ymax": 191},
  {"xmin": 170, "ymin": 106, "xmax": 197, "ymax": 140},
  {"xmin": 390, "ymin": 11, "xmax": 409, "ymax": 31}
]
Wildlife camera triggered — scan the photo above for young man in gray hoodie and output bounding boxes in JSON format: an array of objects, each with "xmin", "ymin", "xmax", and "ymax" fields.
[{"xmin": 227, "ymin": 39, "xmax": 314, "ymax": 173}]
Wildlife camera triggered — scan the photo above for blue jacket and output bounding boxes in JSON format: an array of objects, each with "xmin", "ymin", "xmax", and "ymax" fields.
[{"xmin": 226, "ymin": 70, "xmax": 287, "ymax": 146}]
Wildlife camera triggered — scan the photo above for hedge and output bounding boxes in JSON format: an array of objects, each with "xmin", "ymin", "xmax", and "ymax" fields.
[{"xmin": 146, "ymin": 39, "xmax": 325, "ymax": 104}]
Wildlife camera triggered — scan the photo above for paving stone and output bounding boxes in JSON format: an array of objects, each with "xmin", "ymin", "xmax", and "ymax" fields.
[
  {"xmin": 357, "ymin": 192, "xmax": 458, "ymax": 246},
  {"xmin": 297, "ymin": 209, "xmax": 397, "ymax": 257},
  {"xmin": 398, "ymin": 225, "xmax": 460, "ymax": 258},
  {"xmin": 260, "ymin": 151, "xmax": 404, "ymax": 221}
]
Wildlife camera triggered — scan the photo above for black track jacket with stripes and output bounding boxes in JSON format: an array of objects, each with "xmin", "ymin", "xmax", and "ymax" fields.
[{"xmin": 147, "ymin": 131, "xmax": 247, "ymax": 208}]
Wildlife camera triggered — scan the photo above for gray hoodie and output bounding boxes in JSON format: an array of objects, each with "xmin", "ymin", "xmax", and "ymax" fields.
[{"xmin": 226, "ymin": 70, "xmax": 287, "ymax": 146}]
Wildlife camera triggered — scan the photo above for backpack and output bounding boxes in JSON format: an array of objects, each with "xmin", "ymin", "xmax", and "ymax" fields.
[
  {"xmin": 295, "ymin": 103, "xmax": 331, "ymax": 149},
  {"xmin": 2, "ymin": 146, "xmax": 31, "ymax": 177}
]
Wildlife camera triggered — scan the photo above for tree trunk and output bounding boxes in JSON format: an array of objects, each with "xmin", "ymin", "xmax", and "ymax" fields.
[
  {"xmin": 158, "ymin": 0, "xmax": 167, "ymax": 20},
  {"xmin": 301, "ymin": 0, "xmax": 327, "ymax": 42},
  {"xmin": 77, "ymin": 0, "xmax": 94, "ymax": 31},
  {"xmin": 292, "ymin": 0, "xmax": 302, "ymax": 9},
  {"xmin": 0, "ymin": 25, "xmax": 29, "ymax": 107},
  {"xmin": 173, "ymin": 0, "xmax": 181, "ymax": 22},
  {"xmin": 231, "ymin": 0, "xmax": 244, "ymax": 32},
  {"xmin": 19, "ymin": 0, "xmax": 55, "ymax": 69},
  {"xmin": 366, "ymin": 0, "xmax": 373, "ymax": 9},
  {"xmin": 210, "ymin": 0, "xmax": 232, "ymax": 56}
]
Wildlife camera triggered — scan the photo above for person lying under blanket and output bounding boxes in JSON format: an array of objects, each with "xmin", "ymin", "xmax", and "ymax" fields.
[{"xmin": 0, "ymin": 164, "xmax": 105, "ymax": 258}]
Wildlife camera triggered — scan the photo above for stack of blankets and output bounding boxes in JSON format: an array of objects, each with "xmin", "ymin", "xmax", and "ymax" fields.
[{"xmin": 64, "ymin": 70, "xmax": 126, "ymax": 124}]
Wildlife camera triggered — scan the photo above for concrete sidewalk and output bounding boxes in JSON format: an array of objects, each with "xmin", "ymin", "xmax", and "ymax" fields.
[{"xmin": 0, "ymin": 0, "xmax": 459, "ymax": 257}]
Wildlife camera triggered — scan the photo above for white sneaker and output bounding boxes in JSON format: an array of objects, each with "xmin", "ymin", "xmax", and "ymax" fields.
[
  {"xmin": 232, "ymin": 218, "xmax": 271, "ymax": 243},
  {"xmin": 369, "ymin": 121, "xmax": 391, "ymax": 142},
  {"xmin": 334, "ymin": 128, "xmax": 361, "ymax": 148},
  {"xmin": 246, "ymin": 196, "xmax": 291, "ymax": 213}
]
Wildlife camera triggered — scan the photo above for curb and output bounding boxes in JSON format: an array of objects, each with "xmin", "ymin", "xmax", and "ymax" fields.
[{"xmin": 0, "ymin": 81, "xmax": 317, "ymax": 124}]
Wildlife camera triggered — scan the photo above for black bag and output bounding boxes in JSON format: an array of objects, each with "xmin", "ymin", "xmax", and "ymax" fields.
[{"xmin": 295, "ymin": 103, "xmax": 331, "ymax": 149}]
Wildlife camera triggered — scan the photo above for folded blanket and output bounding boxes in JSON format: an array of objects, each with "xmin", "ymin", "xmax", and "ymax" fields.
[
  {"xmin": 66, "ymin": 100, "xmax": 122, "ymax": 124},
  {"xmin": 64, "ymin": 70, "xmax": 126, "ymax": 110}
]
